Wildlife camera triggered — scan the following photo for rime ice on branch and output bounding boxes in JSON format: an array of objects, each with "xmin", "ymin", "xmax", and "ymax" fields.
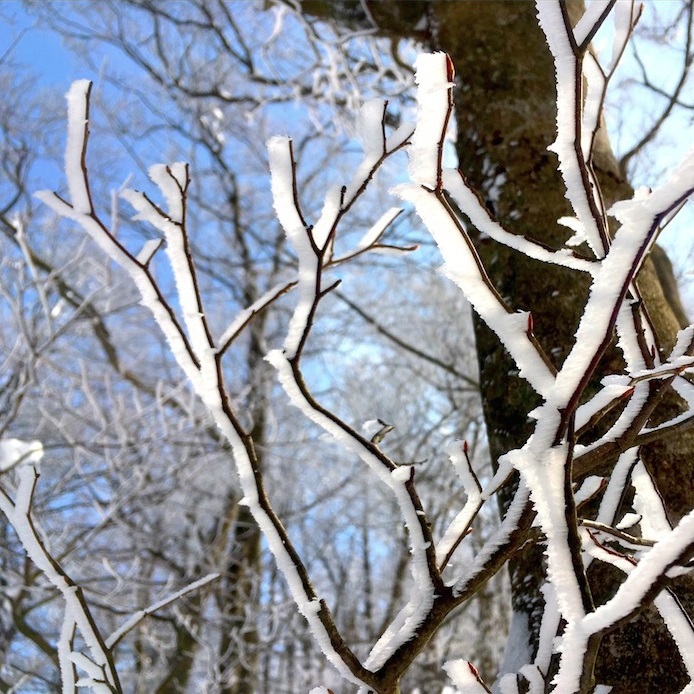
[{"xmin": 30, "ymin": 0, "xmax": 694, "ymax": 691}]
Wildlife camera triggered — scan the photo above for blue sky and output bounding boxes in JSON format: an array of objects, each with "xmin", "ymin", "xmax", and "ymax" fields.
[
  {"xmin": 2, "ymin": 0, "xmax": 693, "ymax": 309},
  {"xmin": 1, "ymin": 4, "xmax": 78, "ymax": 85}
]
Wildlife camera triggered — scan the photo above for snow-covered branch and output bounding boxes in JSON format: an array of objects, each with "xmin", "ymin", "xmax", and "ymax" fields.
[{"xmin": 26, "ymin": 1, "xmax": 694, "ymax": 691}]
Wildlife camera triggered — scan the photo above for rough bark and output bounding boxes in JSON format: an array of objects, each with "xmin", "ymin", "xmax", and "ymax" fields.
[{"xmin": 303, "ymin": 1, "xmax": 694, "ymax": 690}]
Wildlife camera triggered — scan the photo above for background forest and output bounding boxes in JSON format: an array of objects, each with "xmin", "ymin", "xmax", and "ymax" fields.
[{"xmin": 0, "ymin": 1, "xmax": 693, "ymax": 693}]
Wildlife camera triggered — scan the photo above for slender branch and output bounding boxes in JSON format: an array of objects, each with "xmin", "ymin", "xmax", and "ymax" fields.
[
  {"xmin": 619, "ymin": 0, "xmax": 693, "ymax": 176},
  {"xmin": 581, "ymin": 520, "xmax": 656, "ymax": 548},
  {"xmin": 577, "ymin": 0, "xmax": 619, "ymax": 53},
  {"xmin": 334, "ymin": 290, "xmax": 479, "ymax": 389}
]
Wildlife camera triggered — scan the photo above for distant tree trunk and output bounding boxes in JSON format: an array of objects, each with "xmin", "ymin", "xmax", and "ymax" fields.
[
  {"xmin": 302, "ymin": 1, "xmax": 694, "ymax": 690},
  {"xmin": 218, "ymin": 316, "xmax": 268, "ymax": 694},
  {"xmin": 153, "ymin": 601, "xmax": 201, "ymax": 694},
  {"xmin": 219, "ymin": 503, "xmax": 261, "ymax": 694}
]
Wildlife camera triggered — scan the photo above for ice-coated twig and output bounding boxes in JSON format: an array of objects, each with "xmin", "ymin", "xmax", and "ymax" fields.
[
  {"xmin": 400, "ymin": 8, "xmax": 694, "ymax": 687},
  {"xmin": 580, "ymin": 519, "xmax": 655, "ymax": 549},
  {"xmin": 345, "ymin": 98, "xmax": 390, "ymax": 200},
  {"xmin": 616, "ymin": 299, "xmax": 655, "ymax": 374},
  {"xmin": 499, "ymin": 6, "xmax": 694, "ymax": 680},
  {"xmin": 437, "ymin": 441, "xmax": 484, "ymax": 570},
  {"xmin": 105, "ymin": 573, "xmax": 220, "ymax": 648},
  {"xmin": 0, "ymin": 467, "xmax": 121, "ymax": 691},
  {"xmin": 393, "ymin": 53, "xmax": 557, "ymax": 400},
  {"xmin": 32, "ymin": 11, "xmax": 694, "ymax": 686},
  {"xmin": 452, "ymin": 483, "xmax": 532, "ymax": 598},
  {"xmin": 576, "ymin": 379, "xmax": 648, "ymax": 451},
  {"xmin": 63, "ymin": 79, "xmax": 93, "ymax": 215},
  {"xmin": 442, "ymin": 169, "xmax": 596, "ymax": 274},
  {"xmin": 507, "ymin": 444, "xmax": 591, "ymax": 629},
  {"xmin": 547, "ymin": 147, "xmax": 694, "ymax": 440},
  {"xmin": 354, "ymin": 207, "xmax": 403, "ymax": 251},
  {"xmin": 536, "ymin": 1, "xmax": 609, "ymax": 257},
  {"xmin": 581, "ymin": 53, "xmax": 608, "ymax": 165},
  {"xmin": 217, "ymin": 279, "xmax": 296, "ymax": 355},
  {"xmin": 408, "ymin": 52, "xmax": 454, "ymax": 191},
  {"xmin": 36, "ymin": 82, "xmax": 202, "ymax": 391},
  {"xmin": 579, "ymin": 2, "xmax": 639, "ymax": 164},
  {"xmin": 121, "ymin": 163, "xmax": 216, "ymax": 361},
  {"xmin": 265, "ymin": 90, "xmax": 476, "ymax": 680},
  {"xmin": 39, "ymin": 74, "xmax": 431, "ymax": 692},
  {"xmin": 583, "ymin": 526, "xmax": 694, "ymax": 684},
  {"xmin": 267, "ymin": 135, "xmax": 320, "ymax": 360},
  {"xmin": 631, "ymin": 461, "xmax": 673, "ymax": 539},
  {"xmin": 57, "ymin": 616, "xmax": 77, "ymax": 694},
  {"xmin": 573, "ymin": 1, "xmax": 615, "ymax": 50},
  {"xmin": 268, "ymin": 127, "xmax": 412, "ymax": 360},
  {"xmin": 533, "ymin": 582, "xmax": 561, "ymax": 681},
  {"xmin": 593, "ymin": 449, "xmax": 640, "ymax": 527},
  {"xmin": 39, "ymin": 80, "xmax": 376, "ymax": 691},
  {"xmin": 443, "ymin": 659, "xmax": 492, "ymax": 693},
  {"xmin": 550, "ymin": 509, "xmax": 694, "ymax": 691},
  {"xmin": 573, "ymin": 380, "xmax": 634, "ymax": 433}
]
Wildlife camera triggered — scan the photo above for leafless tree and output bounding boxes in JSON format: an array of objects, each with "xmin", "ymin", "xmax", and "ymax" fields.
[{"xmin": 20, "ymin": 3, "xmax": 694, "ymax": 693}]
